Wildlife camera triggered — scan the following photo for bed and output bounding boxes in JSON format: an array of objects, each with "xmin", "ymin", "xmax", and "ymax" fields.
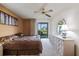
[{"xmin": 2, "ymin": 36, "xmax": 42, "ymax": 56}]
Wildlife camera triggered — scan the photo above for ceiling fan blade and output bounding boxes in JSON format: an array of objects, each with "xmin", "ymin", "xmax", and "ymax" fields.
[
  {"xmin": 34, "ymin": 11, "xmax": 39, "ymax": 13},
  {"xmin": 48, "ymin": 9, "xmax": 53, "ymax": 12},
  {"xmin": 34, "ymin": 3, "xmax": 47, "ymax": 13},
  {"xmin": 45, "ymin": 13, "xmax": 51, "ymax": 17},
  {"xmin": 44, "ymin": 9, "xmax": 53, "ymax": 13}
]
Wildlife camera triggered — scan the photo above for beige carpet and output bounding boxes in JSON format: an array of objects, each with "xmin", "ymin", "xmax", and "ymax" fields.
[{"xmin": 40, "ymin": 38, "xmax": 56, "ymax": 56}]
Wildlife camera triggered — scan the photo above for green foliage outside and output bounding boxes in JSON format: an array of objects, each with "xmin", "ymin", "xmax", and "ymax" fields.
[{"xmin": 38, "ymin": 28, "xmax": 48, "ymax": 38}]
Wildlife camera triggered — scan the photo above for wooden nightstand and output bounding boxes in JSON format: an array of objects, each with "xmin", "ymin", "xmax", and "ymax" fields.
[{"xmin": 0, "ymin": 42, "xmax": 4, "ymax": 56}]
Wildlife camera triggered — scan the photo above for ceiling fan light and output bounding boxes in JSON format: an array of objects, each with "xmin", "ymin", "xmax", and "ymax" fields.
[
  {"xmin": 42, "ymin": 8, "xmax": 45, "ymax": 10},
  {"xmin": 42, "ymin": 11, "xmax": 45, "ymax": 14}
]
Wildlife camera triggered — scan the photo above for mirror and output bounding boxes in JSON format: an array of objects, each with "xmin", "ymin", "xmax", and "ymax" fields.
[{"xmin": 57, "ymin": 19, "xmax": 67, "ymax": 38}]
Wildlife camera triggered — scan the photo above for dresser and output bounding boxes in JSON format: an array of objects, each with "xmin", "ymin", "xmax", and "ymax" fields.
[
  {"xmin": 56, "ymin": 37, "xmax": 74, "ymax": 56},
  {"xmin": 63, "ymin": 38, "xmax": 74, "ymax": 56},
  {"xmin": 49, "ymin": 35, "xmax": 74, "ymax": 56}
]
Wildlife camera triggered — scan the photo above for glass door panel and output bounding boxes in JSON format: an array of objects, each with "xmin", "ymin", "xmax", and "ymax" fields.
[{"xmin": 38, "ymin": 22, "xmax": 48, "ymax": 38}]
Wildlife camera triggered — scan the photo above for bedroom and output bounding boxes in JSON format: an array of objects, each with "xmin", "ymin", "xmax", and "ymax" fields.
[{"xmin": 0, "ymin": 3, "xmax": 79, "ymax": 56}]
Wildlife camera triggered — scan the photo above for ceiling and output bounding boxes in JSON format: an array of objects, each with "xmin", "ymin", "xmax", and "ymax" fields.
[{"xmin": 1, "ymin": 3, "xmax": 79, "ymax": 19}]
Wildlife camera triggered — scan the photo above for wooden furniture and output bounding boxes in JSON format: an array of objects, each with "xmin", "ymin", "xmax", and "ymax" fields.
[
  {"xmin": 0, "ymin": 4, "xmax": 24, "ymax": 37},
  {"xmin": 49, "ymin": 35, "xmax": 74, "ymax": 56},
  {"xmin": 64, "ymin": 39, "xmax": 74, "ymax": 56},
  {"xmin": 0, "ymin": 42, "xmax": 4, "ymax": 56},
  {"xmin": 3, "ymin": 40, "xmax": 42, "ymax": 56},
  {"xmin": 0, "ymin": 35, "xmax": 42, "ymax": 56},
  {"xmin": 23, "ymin": 19, "xmax": 36, "ymax": 35},
  {"xmin": 0, "ymin": 44, "xmax": 3, "ymax": 56}
]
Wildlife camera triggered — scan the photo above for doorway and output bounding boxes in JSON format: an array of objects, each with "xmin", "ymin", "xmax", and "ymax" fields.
[{"xmin": 37, "ymin": 22, "xmax": 48, "ymax": 38}]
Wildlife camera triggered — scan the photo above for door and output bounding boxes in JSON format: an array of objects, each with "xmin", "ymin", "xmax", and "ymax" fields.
[{"xmin": 37, "ymin": 22, "xmax": 48, "ymax": 38}]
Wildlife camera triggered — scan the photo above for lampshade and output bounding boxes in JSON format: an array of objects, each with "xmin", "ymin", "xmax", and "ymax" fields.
[{"xmin": 61, "ymin": 25, "xmax": 69, "ymax": 31}]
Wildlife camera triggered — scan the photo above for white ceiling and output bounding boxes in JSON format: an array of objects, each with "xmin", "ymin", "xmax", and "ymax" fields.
[{"xmin": 1, "ymin": 3, "xmax": 79, "ymax": 19}]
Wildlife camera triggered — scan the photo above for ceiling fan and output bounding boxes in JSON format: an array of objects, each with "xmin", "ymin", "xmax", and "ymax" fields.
[{"xmin": 34, "ymin": 3, "xmax": 53, "ymax": 17}]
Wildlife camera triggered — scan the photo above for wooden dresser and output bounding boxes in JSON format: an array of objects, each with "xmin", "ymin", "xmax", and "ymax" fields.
[
  {"xmin": 0, "ymin": 42, "xmax": 4, "ymax": 56},
  {"xmin": 63, "ymin": 38, "xmax": 74, "ymax": 56}
]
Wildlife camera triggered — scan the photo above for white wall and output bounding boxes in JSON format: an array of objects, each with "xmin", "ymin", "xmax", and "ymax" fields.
[
  {"xmin": 50, "ymin": 7, "xmax": 79, "ymax": 55},
  {"xmin": 35, "ymin": 16, "xmax": 51, "ymax": 37},
  {"xmin": 34, "ymin": 6, "xmax": 79, "ymax": 55}
]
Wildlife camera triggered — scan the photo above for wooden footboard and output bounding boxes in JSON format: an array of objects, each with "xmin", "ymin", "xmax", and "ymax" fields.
[
  {"xmin": 3, "ymin": 49, "xmax": 41, "ymax": 56},
  {"xmin": 3, "ymin": 40, "xmax": 42, "ymax": 56}
]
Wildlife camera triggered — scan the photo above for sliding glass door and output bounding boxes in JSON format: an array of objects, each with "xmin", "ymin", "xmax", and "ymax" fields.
[{"xmin": 37, "ymin": 22, "xmax": 48, "ymax": 38}]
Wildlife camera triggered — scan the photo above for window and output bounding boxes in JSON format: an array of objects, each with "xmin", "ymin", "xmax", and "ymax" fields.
[
  {"xmin": 5, "ymin": 14, "xmax": 9, "ymax": 25},
  {"xmin": 0, "ymin": 12, "xmax": 5, "ymax": 24},
  {"xmin": 0, "ymin": 11, "xmax": 18, "ymax": 26},
  {"xmin": 8, "ymin": 16, "xmax": 12, "ymax": 25}
]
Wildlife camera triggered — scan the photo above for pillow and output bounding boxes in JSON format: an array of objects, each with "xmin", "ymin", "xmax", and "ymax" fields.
[
  {"xmin": 9, "ymin": 36, "xmax": 18, "ymax": 40},
  {"xmin": 1, "ymin": 37, "xmax": 6, "ymax": 42},
  {"xmin": 14, "ymin": 33, "xmax": 24, "ymax": 37}
]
